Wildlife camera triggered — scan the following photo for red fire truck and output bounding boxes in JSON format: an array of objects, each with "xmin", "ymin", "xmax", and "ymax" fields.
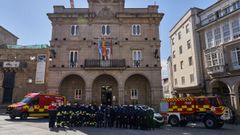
[
  {"xmin": 160, "ymin": 96, "xmax": 232, "ymax": 129},
  {"xmin": 7, "ymin": 93, "xmax": 66, "ymax": 120}
]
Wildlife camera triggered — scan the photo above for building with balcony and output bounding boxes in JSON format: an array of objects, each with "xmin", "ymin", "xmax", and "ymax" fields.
[
  {"xmin": 0, "ymin": 26, "xmax": 18, "ymax": 46},
  {"xmin": 169, "ymin": 8, "xmax": 205, "ymax": 97},
  {"xmin": 47, "ymin": 0, "xmax": 164, "ymax": 108},
  {"xmin": 198, "ymin": 0, "xmax": 240, "ymax": 114},
  {"xmin": 0, "ymin": 45, "xmax": 49, "ymax": 104}
]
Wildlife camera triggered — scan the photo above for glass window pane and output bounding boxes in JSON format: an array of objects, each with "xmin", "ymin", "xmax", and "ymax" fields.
[
  {"xmin": 107, "ymin": 25, "xmax": 110, "ymax": 35},
  {"xmin": 102, "ymin": 25, "xmax": 105, "ymax": 35},
  {"xmin": 71, "ymin": 25, "xmax": 75, "ymax": 35},
  {"xmin": 133, "ymin": 25, "xmax": 136, "ymax": 35},
  {"xmin": 214, "ymin": 27, "xmax": 221, "ymax": 46},
  {"xmin": 223, "ymin": 23, "xmax": 230, "ymax": 42},
  {"xmin": 137, "ymin": 25, "xmax": 140, "ymax": 35}
]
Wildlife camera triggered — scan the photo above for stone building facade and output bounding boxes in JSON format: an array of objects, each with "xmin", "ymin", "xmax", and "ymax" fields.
[
  {"xmin": 198, "ymin": 0, "xmax": 240, "ymax": 114},
  {"xmin": 47, "ymin": 0, "xmax": 164, "ymax": 108},
  {"xmin": 0, "ymin": 45, "xmax": 49, "ymax": 104},
  {"xmin": 0, "ymin": 26, "xmax": 18, "ymax": 46}
]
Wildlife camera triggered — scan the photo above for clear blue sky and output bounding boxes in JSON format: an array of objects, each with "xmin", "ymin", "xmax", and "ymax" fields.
[{"xmin": 0, "ymin": 0, "xmax": 217, "ymax": 77}]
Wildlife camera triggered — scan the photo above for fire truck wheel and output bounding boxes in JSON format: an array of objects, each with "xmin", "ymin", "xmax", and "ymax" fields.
[
  {"xmin": 180, "ymin": 120, "xmax": 188, "ymax": 127},
  {"xmin": 203, "ymin": 116, "xmax": 217, "ymax": 129},
  {"xmin": 20, "ymin": 112, "xmax": 28, "ymax": 120},
  {"xmin": 9, "ymin": 115, "xmax": 16, "ymax": 120},
  {"xmin": 217, "ymin": 122, "xmax": 224, "ymax": 128},
  {"xmin": 169, "ymin": 115, "xmax": 179, "ymax": 127}
]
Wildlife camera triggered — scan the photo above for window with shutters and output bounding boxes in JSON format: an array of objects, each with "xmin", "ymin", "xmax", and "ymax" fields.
[
  {"xmin": 71, "ymin": 25, "xmax": 80, "ymax": 36},
  {"xmin": 69, "ymin": 51, "xmax": 78, "ymax": 68},
  {"xmin": 132, "ymin": 24, "xmax": 141, "ymax": 36},
  {"xmin": 74, "ymin": 89, "xmax": 82, "ymax": 99},
  {"xmin": 132, "ymin": 50, "xmax": 142, "ymax": 67},
  {"xmin": 131, "ymin": 89, "xmax": 138, "ymax": 100},
  {"xmin": 102, "ymin": 25, "xmax": 110, "ymax": 36}
]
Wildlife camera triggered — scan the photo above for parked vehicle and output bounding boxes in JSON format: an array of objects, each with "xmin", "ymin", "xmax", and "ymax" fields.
[
  {"xmin": 160, "ymin": 96, "xmax": 232, "ymax": 129},
  {"xmin": 7, "ymin": 93, "xmax": 66, "ymax": 120}
]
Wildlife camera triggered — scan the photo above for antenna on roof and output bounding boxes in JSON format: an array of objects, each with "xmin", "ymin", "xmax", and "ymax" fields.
[{"xmin": 70, "ymin": 0, "xmax": 75, "ymax": 8}]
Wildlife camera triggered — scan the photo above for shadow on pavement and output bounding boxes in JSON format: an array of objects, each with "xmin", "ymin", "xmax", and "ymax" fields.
[{"xmin": 4, "ymin": 117, "xmax": 49, "ymax": 123}]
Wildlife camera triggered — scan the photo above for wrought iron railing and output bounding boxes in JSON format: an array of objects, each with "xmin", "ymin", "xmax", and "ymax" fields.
[{"xmin": 84, "ymin": 59, "xmax": 126, "ymax": 68}]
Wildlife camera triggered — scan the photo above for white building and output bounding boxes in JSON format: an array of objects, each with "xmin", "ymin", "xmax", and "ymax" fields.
[
  {"xmin": 198, "ymin": 0, "xmax": 240, "ymax": 114},
  {"xmin": 169, "ymin": 8, "xmax": 204, "ymax": 97},
  {"xmin": 162, "ymin": 78, "xmax": 173, "ymax": 98}
]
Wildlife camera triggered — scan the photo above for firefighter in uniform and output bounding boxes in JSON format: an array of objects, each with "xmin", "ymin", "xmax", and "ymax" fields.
[{"xmin": 48, "ymin": 102, "xmax": 57, "ymax": 128}]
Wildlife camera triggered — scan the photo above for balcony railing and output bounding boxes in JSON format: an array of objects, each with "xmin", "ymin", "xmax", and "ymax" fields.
[
  {"xmin": 84, "ymin": 59, "xmax": 126, "ymax": 69},
  {"xmin": 207, "ymin": 65, "xmax": 224, "ymax": 74},
  {"xmin": 201, "ymin": 2, "xmax": 240, "ymax": 26}
]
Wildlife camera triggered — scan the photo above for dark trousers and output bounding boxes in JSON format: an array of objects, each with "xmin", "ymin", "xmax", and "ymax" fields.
[{"xmin": 49, "ymin": 110, "xmax": 57, "ymax": 128}]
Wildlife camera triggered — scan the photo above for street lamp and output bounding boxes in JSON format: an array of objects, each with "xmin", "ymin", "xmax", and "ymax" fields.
[{"xmin": 49, "ymin": 57, "xmax": 53, "ymax": 62}]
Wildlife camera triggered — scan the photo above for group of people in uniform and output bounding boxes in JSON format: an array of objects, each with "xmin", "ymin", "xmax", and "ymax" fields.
[{"xmin": 48, "ymin": 104, "xmax": 163, "ymax": 130}]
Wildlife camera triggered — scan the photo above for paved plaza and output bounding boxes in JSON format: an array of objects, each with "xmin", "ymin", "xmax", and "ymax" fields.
[{"xmin": 0, "ymin": 114, "xmax": 239, "ymax": 135}]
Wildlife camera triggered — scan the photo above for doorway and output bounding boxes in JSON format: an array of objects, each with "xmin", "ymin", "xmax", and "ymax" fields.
[
  {"xmin": 2, "ymin": 72, "xmax": 16, "ymax": 104},
  {"xmin": 101, "ymin": 85, "xmax": 112, "ymax": 106}
]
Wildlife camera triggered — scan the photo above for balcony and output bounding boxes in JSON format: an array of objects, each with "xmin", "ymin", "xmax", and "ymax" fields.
[
  {"xmin": 200, "ymin": 2, "xmax": 240, "ymax": 27},
  {"xmin": 207, "ymin": 65, "xmax": 225, "ymax": 74},
  {"xmin": 84, "ymin": 59, "xmax": 126, "ymax": 70}
]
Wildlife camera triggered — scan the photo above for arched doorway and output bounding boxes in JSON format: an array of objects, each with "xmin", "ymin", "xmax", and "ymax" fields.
[
  {"xmin": 124, "ymin": 74, "xmax": 151, "ymax": 105},
  {"xmin": 92, "ymin": 74, "xmax": 118, "ymax": 106},
  {"xmin": 59, "ymin": 75, "xmax": 85, "ymax": 103},
  {"xmin": 211, "ymin": 81, "xmax": 231, "ymax": 106}
]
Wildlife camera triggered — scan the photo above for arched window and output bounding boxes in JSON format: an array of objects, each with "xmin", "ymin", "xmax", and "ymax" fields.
[
  {"xmin": 101, "ymin": 25, "xmax": 110, "ymax": 36},
  {"xmin": 132, "ymin": 24, "xmax": 141, "ymax": 36},
  {"xmin": 71, "ymin": 25, "xmax": 80, "ymax": 36}
]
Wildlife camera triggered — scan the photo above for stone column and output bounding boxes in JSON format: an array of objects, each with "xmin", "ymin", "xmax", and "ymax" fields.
[
  {"xmin": 85, "ymin": 87, "xmax": 92, "ymax": 104},
  {"xmin": 151, "ymin": 87, "xmax": 161, "ymax": 111},
  {"xmin": 118, "ymin": 87, "xmax": 124, "ymax": 105}
]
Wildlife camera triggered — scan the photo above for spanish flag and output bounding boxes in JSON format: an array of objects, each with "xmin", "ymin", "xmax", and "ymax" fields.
[{"xmin": 102, "ymin": 39, "xmax": 107, "ymax": 57}]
